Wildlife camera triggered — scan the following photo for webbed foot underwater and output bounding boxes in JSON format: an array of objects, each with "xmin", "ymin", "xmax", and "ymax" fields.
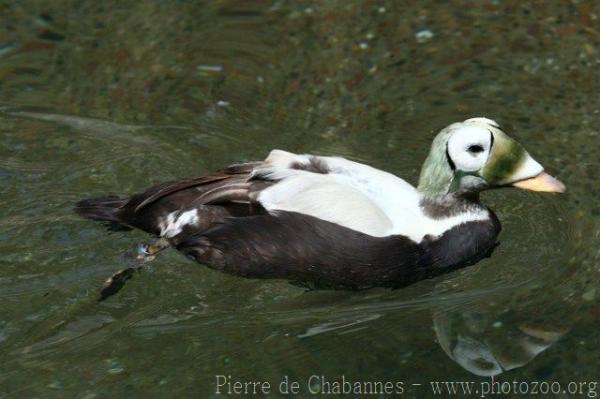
[{"xmin": 76, "ymin": 117, "xmax": 565, "ymax": 293}]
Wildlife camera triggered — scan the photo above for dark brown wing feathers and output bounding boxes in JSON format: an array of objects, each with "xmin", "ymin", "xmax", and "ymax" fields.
[
  {"xmin": 132, "ymin": 161, "xmax": 265, "ymax": 212},
  {"xmin": 133, "ymin": 174, "xmax": 230, "ymax": 212}
]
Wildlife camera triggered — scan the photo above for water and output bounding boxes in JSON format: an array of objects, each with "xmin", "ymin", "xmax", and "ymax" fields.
[{"xmin": 1, "ymin": 1, "xmax": 598, "ymax": 397}]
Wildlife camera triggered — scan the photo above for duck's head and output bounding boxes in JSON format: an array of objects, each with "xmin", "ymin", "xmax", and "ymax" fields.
[{"xmin": 418, "ymin": 117, "xmax": 565, "ymax": 199}]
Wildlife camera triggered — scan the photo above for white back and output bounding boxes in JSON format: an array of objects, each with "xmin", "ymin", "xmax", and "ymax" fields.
[{"xmin": 256, "ymin": 150, "xmax": 489, "ymax": 242}]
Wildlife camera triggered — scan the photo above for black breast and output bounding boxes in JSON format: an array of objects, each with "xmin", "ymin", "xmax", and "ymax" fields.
[{"xmin": 417, "ymin": 210, "xmax": 502, "ymax": 281}]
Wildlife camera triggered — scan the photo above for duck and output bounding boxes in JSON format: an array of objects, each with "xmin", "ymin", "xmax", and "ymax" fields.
[{"xmin": 76, "ymin": 117, "xmax": 565, "ymax": 290}]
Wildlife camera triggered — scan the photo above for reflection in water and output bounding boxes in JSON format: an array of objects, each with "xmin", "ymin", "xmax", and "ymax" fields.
[
  {"xmin": 294, "ymin": 287, "xmax": 572, "ymax": 377},
  {"xmin": 0, "ymin": 106, "xmax": 193, "ymax": 150},
  {"xmin": 434, "ymin": 307, "xmax": 568, "ymax": 377},
  {"xmin": 298, "ymin": 313, "xmax": 381, "ymax": 338},
  {"xmin": 19, "ymin": 314, "xmax": 115, "ymax": 357}
]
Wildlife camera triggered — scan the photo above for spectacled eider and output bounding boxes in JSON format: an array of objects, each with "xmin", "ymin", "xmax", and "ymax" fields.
[{"xmin": 76, "ymin": 118, "xmax": 565, "ymax": 290}]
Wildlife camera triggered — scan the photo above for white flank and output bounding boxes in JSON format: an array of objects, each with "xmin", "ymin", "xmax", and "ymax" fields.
[
  {"xmin": 257, "ymin": 151, "xmax": 490, "ymax": 242},
  {"xmin": 159, "ymin": 209, "xmax": 199, "ymax": 238},
  {"xmin": 258, "ymin": 173, "xmax": 394, "ymax": 237}
]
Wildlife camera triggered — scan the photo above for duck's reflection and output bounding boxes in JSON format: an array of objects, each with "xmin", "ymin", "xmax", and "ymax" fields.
[
  {"xmin": 434, "ymin": 304, "xmax": 568, "ymax": 376},
  {"xmin": 293, "ymin": 281, "xmax": 574, "ymax": 378}
]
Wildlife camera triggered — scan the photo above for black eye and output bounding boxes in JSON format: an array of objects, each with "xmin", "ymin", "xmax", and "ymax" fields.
[{"xmin": 467, "ymin": 144, "xmax": 484, "ymax": 153}]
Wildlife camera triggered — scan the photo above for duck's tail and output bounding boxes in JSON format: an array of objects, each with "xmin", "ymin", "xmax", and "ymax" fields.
[{"xmin": 74, "ymin": 196, "xmax": 127, "ymax": 222}]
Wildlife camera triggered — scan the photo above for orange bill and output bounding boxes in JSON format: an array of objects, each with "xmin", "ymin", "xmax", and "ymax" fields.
[{"xmin": 512, "ymin": 172, "xmax": 566, "ymax": 193}]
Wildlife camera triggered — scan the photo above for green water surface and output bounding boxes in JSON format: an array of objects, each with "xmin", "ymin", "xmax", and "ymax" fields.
[{"xmin": 0, "ymin": 1, "xmax": 599, "ymax": 398}]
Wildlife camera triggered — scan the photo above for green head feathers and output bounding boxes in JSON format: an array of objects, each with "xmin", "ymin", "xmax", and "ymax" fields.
[
  {"xmin": 417, "ymin": 127, "xmax": 455, "ymax": 198},
  {"xmin": 418, "ymin": 118, "xmax": 564, "ymax": 199}
]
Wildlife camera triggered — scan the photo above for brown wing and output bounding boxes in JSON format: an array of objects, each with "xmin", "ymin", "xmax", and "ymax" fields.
[
  {"xmin": 110, "ymin": 161, "xmax": 272, "ymax": 235},
  {"xmin": 132, "ymin": 161, "xmax": 263, "ymax": 212},
  {"xmin": 133, "ymin": 175, "xmax": 230, "ymax": 212},
  {"xmin": 77, "ymin": 153, "xmax": 332, "ymax": 238}
]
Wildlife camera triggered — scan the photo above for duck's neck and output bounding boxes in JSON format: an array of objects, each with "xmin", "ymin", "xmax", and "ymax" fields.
[
  {"xmin": 419, "ymin": 192, "xmax": 483, "ymax": 219},
  {"xmin": 417, "ymin": 136, "xmax": 454, "ymax": 199},
  {"xmin": 415, "ymin": 137, "xmax": 490, "ymax": 220},
  {"xmin": 416, "ymin": 138, "xmax": 483, "ymax": 211}
]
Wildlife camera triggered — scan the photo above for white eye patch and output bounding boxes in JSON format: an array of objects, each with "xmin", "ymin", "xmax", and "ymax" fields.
[{"xmin": 447, "ymin": 125, "xmax": 492, "ymax": 172}]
